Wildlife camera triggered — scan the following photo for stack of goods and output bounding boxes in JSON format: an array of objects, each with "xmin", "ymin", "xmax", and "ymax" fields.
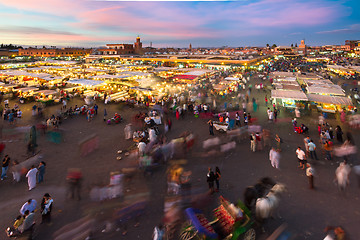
[
  {"xmin": 196, "ymin": 214, "xmax": 216, "ymax": 234},
  {"xmin": 213, "ymin": 205, "xmax": 235, "ymax": 235}
]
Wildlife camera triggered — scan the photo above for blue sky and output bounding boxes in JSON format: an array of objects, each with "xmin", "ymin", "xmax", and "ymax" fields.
[{"xmin": 0, "ymin": 0, "xmax": 359, "ymax": 48}]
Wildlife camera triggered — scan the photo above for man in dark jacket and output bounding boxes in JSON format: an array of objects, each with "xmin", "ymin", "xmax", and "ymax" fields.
[{"xmin": 206, "ymin": 167, "xmax": 215, "ymax": 193}]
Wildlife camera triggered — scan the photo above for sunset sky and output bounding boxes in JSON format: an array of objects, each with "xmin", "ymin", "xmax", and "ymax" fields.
[{"xmin": 0, "ymin": 0, "xmax": 359, "ymax": 48}]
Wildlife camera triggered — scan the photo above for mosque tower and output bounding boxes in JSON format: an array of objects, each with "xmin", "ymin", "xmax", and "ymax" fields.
[{"xmin": 134, "ymin": 36, "xmax": 143, "ymax": 54}]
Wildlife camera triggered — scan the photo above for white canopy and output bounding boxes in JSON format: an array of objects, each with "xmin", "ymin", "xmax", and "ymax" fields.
[
  {"xmin": 92, "ymin": 74, "xmax": 130, "ymax": 79},
  {"xmin": 67, "ymin": 79, "xmax": 104, "ymax": 87},
  {"xmin": 307, "ymin": 94, "xmax": 352, "ymax": 106},
  {"xmin": 0, "ymin": 70, "xmax": 51, "ymax": 79},
  {"xmin": 224, "ymin": 77, "xmax": 239, "ymax": 81},
  {"xmin": 307, "ymin": 86, "xmax": 345, "ymax": 96},
  {"xmin": 184, "ymin": 70, "xmax": 212, "ymax": 76},
  {"xmin": 15, "ymin": 87, "xmax": 39, "ymax": 93},
  {"xmin": 271, "ymin": 90, "xmax": 308, "ymax": 101},
  {"xmin": 35, "ymin": 90, "xmax": 58, "ymax": 96},
  {"xmin": 42, "ymin": 76, "xmax": 63, "ymax": 82}
]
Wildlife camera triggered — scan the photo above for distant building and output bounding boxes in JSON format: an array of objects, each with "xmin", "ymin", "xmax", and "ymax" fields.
[
  {"xmin": 96, "ymin": 37, "xmax": 143, "ymax": 55},
  {"xmin": 0, "ymin": 49, "xmax": 18, "ymax": 57},
  {"xmin": 134, "ymin": 37, "xmax": 143, "ymax": 54},
  {"xmin": 298, "ymin": 40, "xmax": 307, "ymax": 56},
  {"xmin": 18, "ymin": 47, "xmax": 91, "ymax": 57},
  {"xmin": 274, "ymin": 46, "xmax": 294, "ymax": 55},
  {"xmin": 345, "ymin": 40, "xmax": 360, "ymax": 51}
]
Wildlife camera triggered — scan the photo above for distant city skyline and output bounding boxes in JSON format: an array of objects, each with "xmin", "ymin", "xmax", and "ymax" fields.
[{"xmin": 0, "ymin": 0, "xmax": 359, "ymax": 48}]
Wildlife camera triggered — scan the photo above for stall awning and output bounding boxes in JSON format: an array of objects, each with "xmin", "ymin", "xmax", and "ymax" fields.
[
  {"xmin": 271, "ymin": 90, "xmax": 308, "ymax": 101},
  {"xmin": 224, "ymin": 77, "xmax": 239, "ymax": 81},
  {"xmin": 67, "ymin": 79, "xmax": 104, "ymax": 87},
  {"xmin": 15, "ymin": 87, "xmax": 39, "ymax": 93},
  {"xmin": 274, "ymin": 84, "xmax": 302, "ymax": 91},
  {"xmin": 1, "ymin": 84, "xmax": 18, "ymax": 89},
  {"xmin": 307, "ymin": 94, "xmax": 353, "ymax": 106},
  {"xmin": 91, "ymin": 74, "xmax": 131, "ymax": 79},
  {"xmin": 42, "ymin": 76, "xmax": 63, "ymax": 82},
  {"xmin": 35, "ymin": 90, "xmax": 58, "ymax": 96},
  {"xmin": 307, "ymin": 86, "xmax": 345, "ymax": 96}
]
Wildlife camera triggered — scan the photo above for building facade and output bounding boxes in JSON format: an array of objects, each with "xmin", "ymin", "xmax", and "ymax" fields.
[
  {"xmin": 96, "ymin": 37, "xmax": 143, "ymax": 55},
  {"xmin": 345, "ymin": 40, "xmax": 360, "ymax": 51},
  {"xmin": 18, "ymin": 48, "xmax": 91, "ymax": 57}
]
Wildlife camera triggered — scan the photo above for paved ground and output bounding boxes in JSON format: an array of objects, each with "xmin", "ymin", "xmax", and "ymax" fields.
[{"xmin": 0, "ymin": 73, "xmax": 359, "ymax": 240}]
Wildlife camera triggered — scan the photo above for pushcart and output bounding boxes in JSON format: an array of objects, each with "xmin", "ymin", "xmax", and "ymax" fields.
[{"xmin": 179, "ymin": 196, "xmax": 255, "ymax": 240}]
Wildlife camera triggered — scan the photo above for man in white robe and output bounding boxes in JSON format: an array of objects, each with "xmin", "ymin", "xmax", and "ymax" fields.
[
  {"xmin": 149, "ymin": 129, "xmax": 157, "ymax": 142},
  {"xmin": 26, "ymin": 166, "xmax": 38, "ymax": 191},
  {"xmin": 124, "ymin": 124, "xmax": 132, "ymax": 140},
  {"xmin": 269, "ymin": 147, "xmax": 280, "ymax": 169},
  {"xmin": 138, "ymin": 142, "xmax": 146, "ymax": 156}
]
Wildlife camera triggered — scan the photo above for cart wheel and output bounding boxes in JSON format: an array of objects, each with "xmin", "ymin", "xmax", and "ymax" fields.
[
  {"xmin": 243, "ymin": 228, "xmax": 256, "ymax": 240},
  {"xmin": 179, "ymin": 222, "xmax": 198, "ymax": 240}
]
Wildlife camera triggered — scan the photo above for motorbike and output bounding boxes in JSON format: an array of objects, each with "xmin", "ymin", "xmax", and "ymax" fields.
[{"xmin": 6, "ymin": 224, "xmax": 34, "ymax": 239}]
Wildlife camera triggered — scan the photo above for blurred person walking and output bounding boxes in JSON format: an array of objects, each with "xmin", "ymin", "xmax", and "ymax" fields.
[
  {"xmin": 269, "ymin": 147, "xmax": 280, "ymax": 169},
  {"xmin": 1, "ymin": 154, "xmax": 10, "ymax": 180},
  {"xmin": 66, "ymin": 169, "xmax": 82, "ymax": 200},
  {"xmin": 304, "ymin": 136, "xmax": 310, "ymax": 157},
  {"xmin": 324, "ymin": 141, "xmax": 333, "ymax": 161},
  {"xmin": 306, "ymin": 164, "xmax": 315, "ymax": 189},
  {"xmin": 335, "ymin": 126, "xmax": 343, "ymax": 143},
  {"xmin": 250, "ymin": 133, "xmax": 256, "ymax": 152},
  {"xmin": 206, "ymin": 167, "xmax": 215, "ymax": 194},
  {"xmin": 275, "ymin": 134, "xmax": 282, "ymax": 151},
  {"xmin": 38, "ymin": 161, "xmax": 46, "ymax": 184},
  {"xmin": 208, "ymin": 120, "xmax": 214, "ymax": 136},
  {"xmin": 215, "ymin": 167, "xmax": 221, "ymax": 192},
  {"xmin": 335, "ymin": 161, "xmax": 351, "ymax": 192}
]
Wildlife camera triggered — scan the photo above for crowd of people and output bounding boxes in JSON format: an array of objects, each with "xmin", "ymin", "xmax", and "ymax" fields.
[{"xmin": 0, "ymin": 56, "xmax": 359, "ymax": 240}]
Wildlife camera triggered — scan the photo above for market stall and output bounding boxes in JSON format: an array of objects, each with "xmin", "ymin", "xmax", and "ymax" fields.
[
  {"xmin": 306, "ymin": 85, "xmax": 345, "ymax": 96},
  {"xmin": 271, "ymin": 90, "xmax": 308, "ymax": 108},
  {"xmin": 15, "ymin": 87, "xmax": 39, "ymax": 103},
  {"xmin": 34, "ymin": 90, "xmax": 60, "ymax": 105},
  {"xmin": 306, "ymin": 94, "xmax": 353, "ymax": 113}
]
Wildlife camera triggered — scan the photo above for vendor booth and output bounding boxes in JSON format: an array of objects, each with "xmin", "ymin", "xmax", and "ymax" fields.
[
  {"xmin": 15, "ymin": 87, "xmax": 39, "ymax": 103},
  {"xmin": 306, "ymin": 94, "xmax": 353, "ymax": 113},
  {"xmin": 34, "ymin": 90, "xmax": 60, "ymax": 105},
  {"xmin": 67, "ymin": 79, "xmax": 105, "ymax": 98},
  {"xmin": 271, "ymin": 90, "xmax": 308, "ymax": 108}
]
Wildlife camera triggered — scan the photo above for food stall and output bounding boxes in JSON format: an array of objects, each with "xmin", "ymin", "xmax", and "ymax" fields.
[
  {"xmin": 15, "ymin": 87, "xmax": 39, "ymax": 103},
  {"xmin": 0, "ymin": 84, "xmax": 18, "ymax": 98},
  {"xmin": 34, "ymin": 90, "xmax": 60, "ymax": 105},
  {"xmin": 271, "ymin": 89, "xmax": 308, "ymax": 108},
  {"xmin": 67, "ymin": 79, "xmax": 105, "ymax": 98},
  {"xmin": 306, "ymin": 94, "xmax": 353, "ymax": 113}
]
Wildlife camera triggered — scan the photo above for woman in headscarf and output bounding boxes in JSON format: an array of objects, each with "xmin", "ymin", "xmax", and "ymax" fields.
[{"xmin": 41, "ymin": 193, "xmax": 53, "ymax": 223}]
